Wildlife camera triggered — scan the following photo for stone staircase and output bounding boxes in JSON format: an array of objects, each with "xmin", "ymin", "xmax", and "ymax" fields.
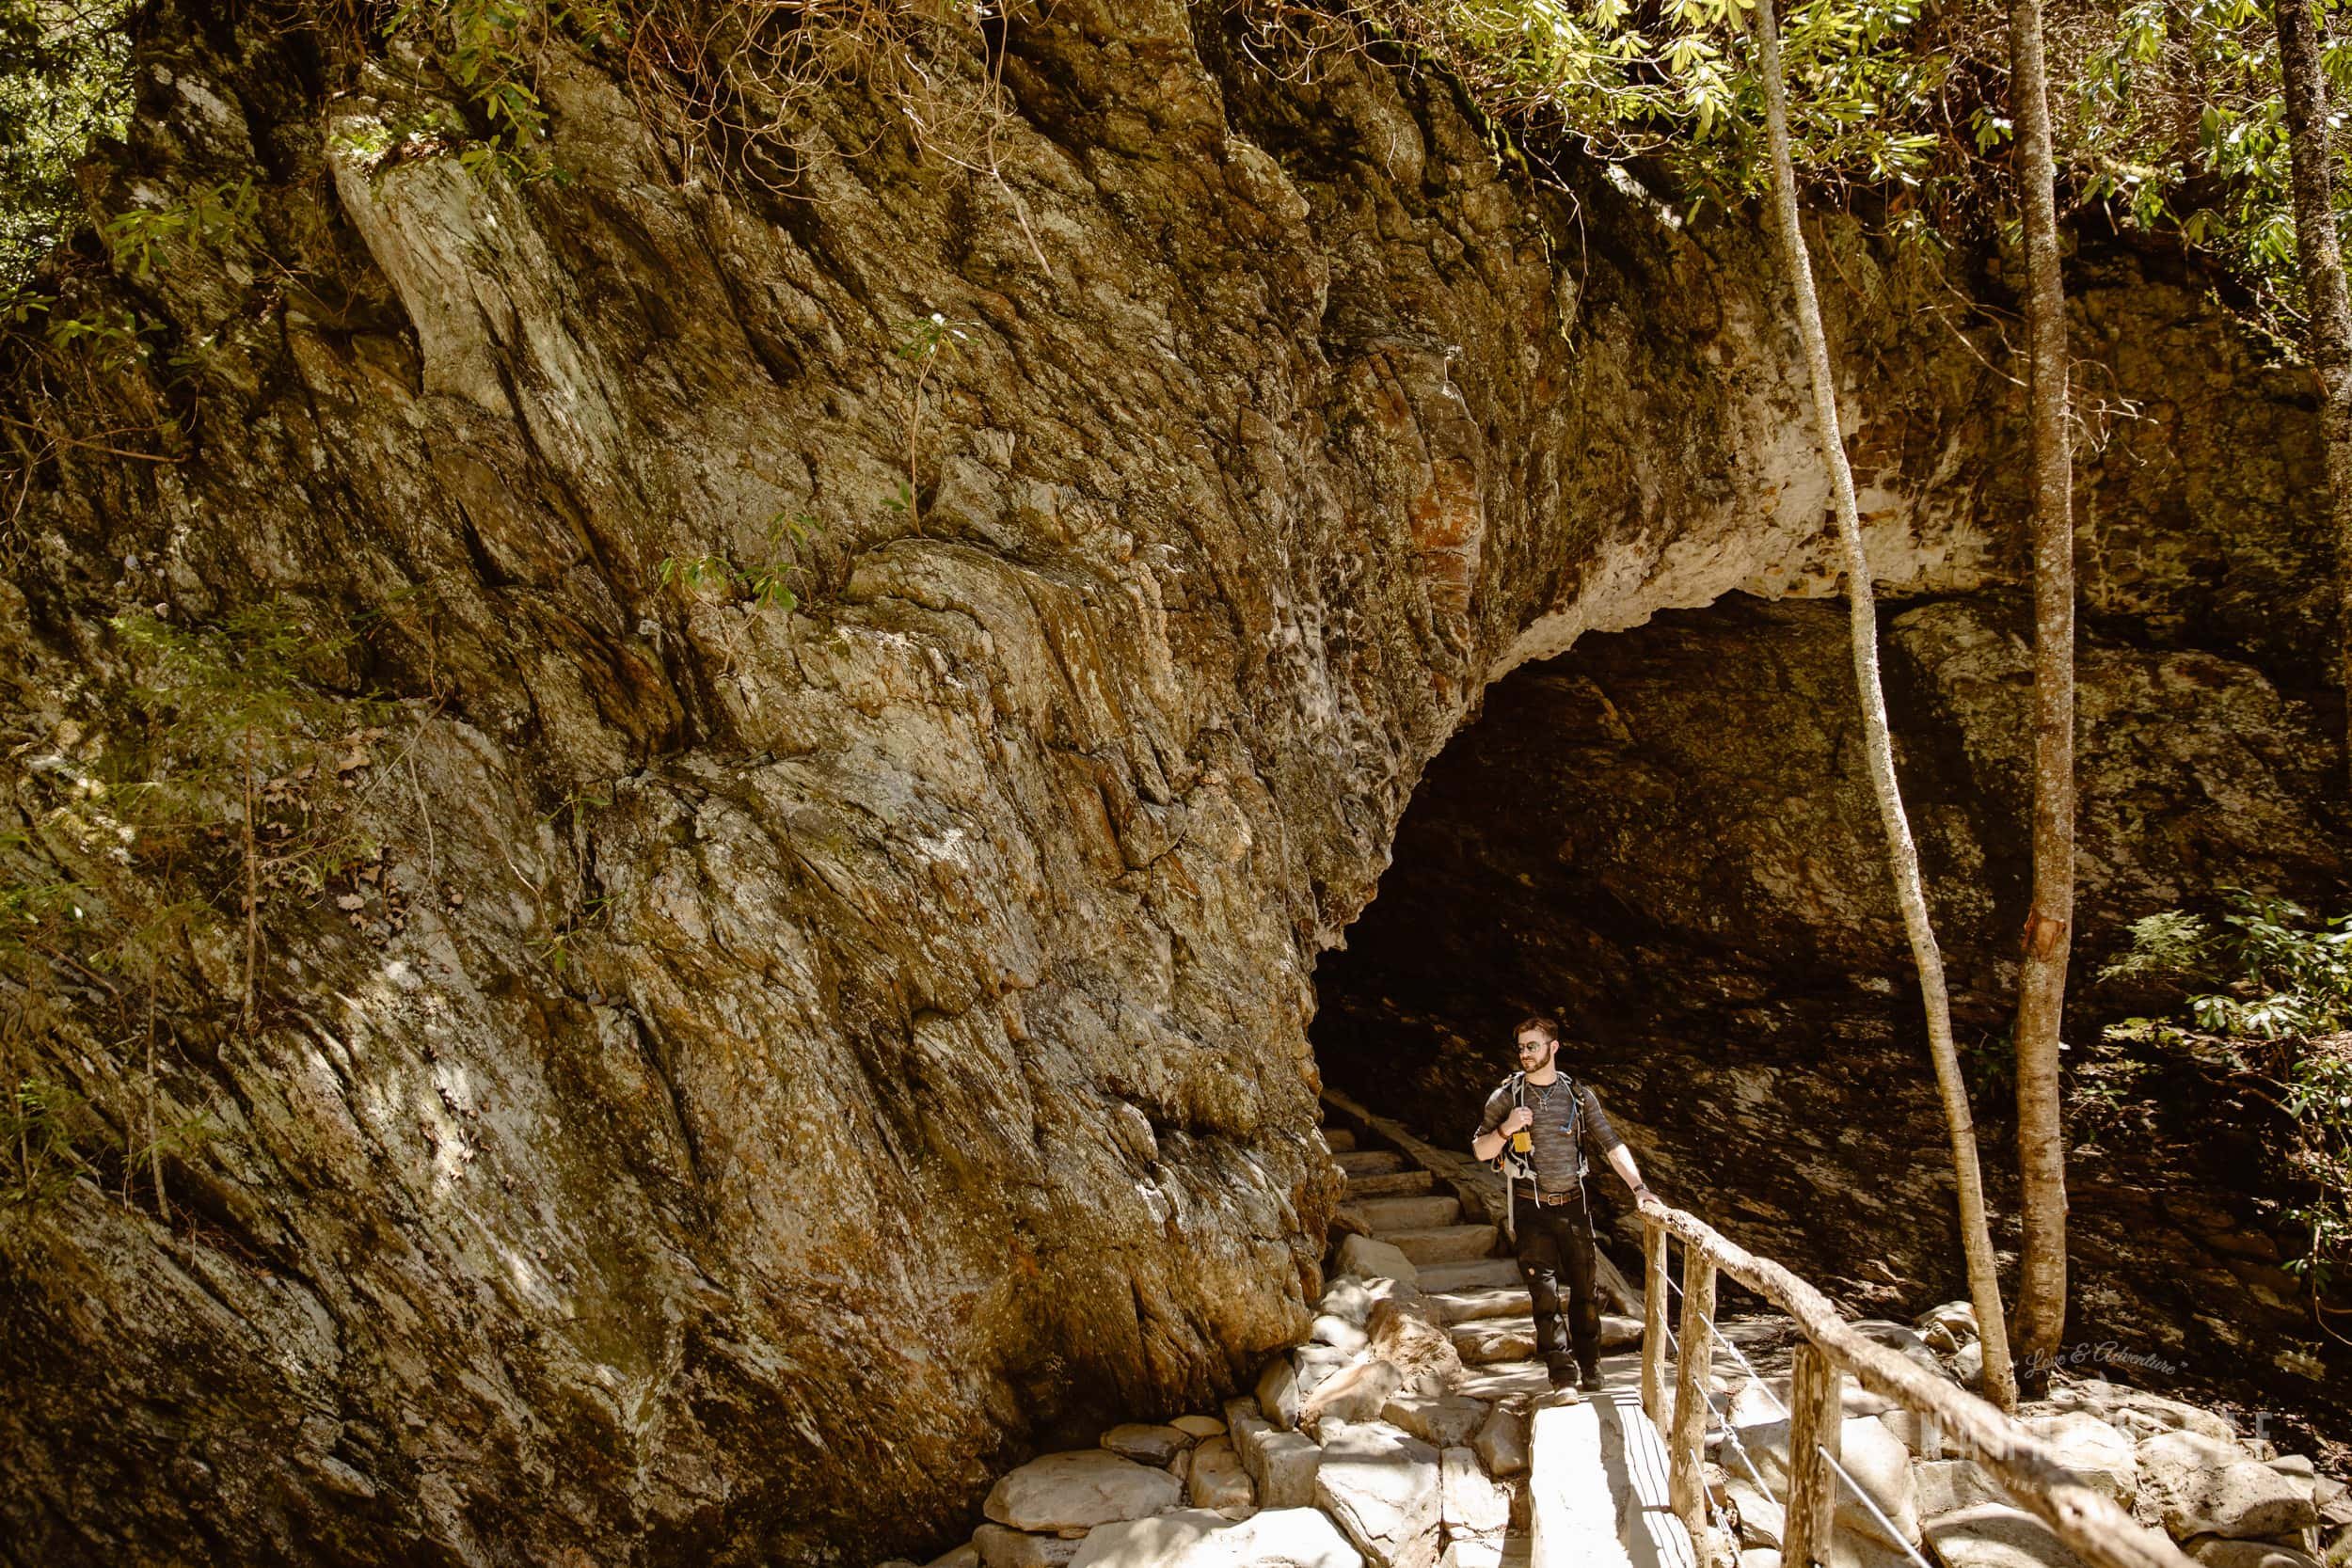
[
  {"xmin": 1323, "ymin": 1119, "xmax": 1689, "ymax": 1568},
  {"xmin": 1332, "ymin": 1133, "xmax": 1633, "ymax": 1392}
]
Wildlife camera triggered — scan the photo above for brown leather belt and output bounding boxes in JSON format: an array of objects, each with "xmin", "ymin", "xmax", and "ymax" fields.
[{"xmin": 1531, "ymin": 1189, "xmax": 1583, "ymax": 1208}]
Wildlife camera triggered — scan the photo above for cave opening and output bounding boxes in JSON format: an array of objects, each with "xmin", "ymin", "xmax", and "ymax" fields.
[
  {"xmin": 1308, "ymin": 587, "xmax": 2348, "ymax": 1377},
  {"xmin": 1311, "ymin": 592, "xmax": 1972, "ymax": 1313}
]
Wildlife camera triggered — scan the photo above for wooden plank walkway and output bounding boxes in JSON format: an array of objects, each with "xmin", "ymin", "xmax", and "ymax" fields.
[
  {"xmin": 1529, "ymin": 1375, "xmax": 1696, "ymax": 1568},
  {"xmin": 1322, "ymin": 1091, "xmax": 1685, "ymax": 1568}
]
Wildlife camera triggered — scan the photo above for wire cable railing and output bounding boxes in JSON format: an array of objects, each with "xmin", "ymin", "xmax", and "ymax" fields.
[
  {"xmin": 1635, "ymin": 1198, "xmax": 2194, "ymax": 1568},
  {"xmin": 1658, "ymin": 1267, "xmax": 1941, "ymax": 1568}
]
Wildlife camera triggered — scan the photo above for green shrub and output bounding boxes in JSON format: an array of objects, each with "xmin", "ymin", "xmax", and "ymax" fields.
[
  {"xmin": 2101, "ymin": 892, "xmax": 2352, "ymax": 1310},
  {"xmin": 0, "ymin": 1076, "xmax": 90, "ymax": 1210},
  {"xmin": 0, "ymin": 0, "xmax": 135, "ymax": 290}
]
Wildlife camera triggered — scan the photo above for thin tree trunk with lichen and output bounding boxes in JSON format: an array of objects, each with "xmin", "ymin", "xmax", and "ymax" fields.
[
  {"xmin": 1746, "ymin": 0, "xmax": 2019, "ymax": 1413},
  {"xmin": 2276, "ymin": 0, "xmax": 2352, "ymax": 775},
  {"xmin": 2007, "ymin": 0, "xmax": 2077, "ymax": 1397},
  {"xmin": 241, "ymin": 721, "xmax": 258, "ymax": 1035},
  {"xmin": 146, "ymin": 964, "xmax": 168, "ymax": 1225}
]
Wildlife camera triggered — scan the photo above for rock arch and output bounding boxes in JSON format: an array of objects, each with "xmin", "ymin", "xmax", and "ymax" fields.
[{"xmin": 0, "ymin": 2, "xmax": 2337, "ymax": 1563}]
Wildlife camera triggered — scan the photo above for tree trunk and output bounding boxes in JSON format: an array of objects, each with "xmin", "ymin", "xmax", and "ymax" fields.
[
  {"xmin": 2007, "ymin": 0, "xmax": 2077, "ymax": 1396},
  {"xmin": 2277, "ymin": 0, "xmax": 2352, "ymax": 773},
  {"xmin": 1746, "ymin": 0, "xmax": 2019, "ymax": 1412},
  {"xmin": 242, "ymin": 722, "xmax": 259, "ymax": 1035}
]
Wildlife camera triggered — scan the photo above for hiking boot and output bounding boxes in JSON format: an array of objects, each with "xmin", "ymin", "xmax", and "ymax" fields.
[
  {"xmin": 1580, "ymin": 1364, "xmax": 1606, "ymax": 1393},
  {"xmin": 1548, "ymin": 1362, "xmax": 1579, "ymax": 1391}
]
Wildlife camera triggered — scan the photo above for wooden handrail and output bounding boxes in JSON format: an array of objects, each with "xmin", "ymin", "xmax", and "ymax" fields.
[{"xmin": 1638, "ymin": 1200, "xmax": 2197, "ymax": 1568}]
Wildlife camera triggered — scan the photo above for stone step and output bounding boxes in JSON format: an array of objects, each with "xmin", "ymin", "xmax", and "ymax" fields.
[
  {"xmin": 1345, "ymin": 1167, "xmax": 1436, "ymax": 1199},
  {"xmin": 1326, "ymin": 1127, "xmax": 1358, "ymax": 1152},
  {"xmin": 1443, "ymin": 1542, "xmax": 1535, "ymax": 1568},
  {"xmin": 1430, "ymin": 1285, "xmax": 1534, "ymax": 1324},
  {"xmin": 1453, "ymin": 1351, "xmax": 1642, "ymax": 1403},
  {"xmin": 1336, "ymin": 1149, "xmax": 1407, "ymax": 1177},
  {"xmin": 1456, "ymin": 1358, "xmax": 1555, "ymax": 1402},
  {"xmin": 1417, "ymin": 1258, "xmax": 1524, "ymax": 1294},
  {"xmin": 1385, "ymin": 1224, "xmax": 1501, "ymax": 1265},
  {"xmin": 1453, "ymin": 1317, "xmax": 1539, "ymax": 1364},
  {"xmin": 1346, "ymin": 1194, "xmax": 1461, "ymax": 1233},
  {"xmin": 1452, "ymin": 1314, "xmax": 1649, "ymax": 1365}
]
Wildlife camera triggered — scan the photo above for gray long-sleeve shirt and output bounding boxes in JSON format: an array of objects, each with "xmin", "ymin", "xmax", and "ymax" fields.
[{"xmin": 1474, "ymin": 1075, "xmax": 1623, "ymax": 1199}]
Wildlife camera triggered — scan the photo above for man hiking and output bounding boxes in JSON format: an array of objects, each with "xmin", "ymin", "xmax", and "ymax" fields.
[{"xmin": 1470, "ymin": 1014, "xmax": 1657, "ymax": 1396}]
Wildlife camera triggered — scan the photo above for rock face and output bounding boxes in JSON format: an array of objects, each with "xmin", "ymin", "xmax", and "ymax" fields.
[{"xmin": 0, "ymin": 3, "xmax": 2340, "ymax": 1567}]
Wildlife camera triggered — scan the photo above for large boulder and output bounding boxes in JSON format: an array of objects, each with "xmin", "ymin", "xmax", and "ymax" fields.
[
  {"xmin": 2019, "ymin": 1412, "xmax": 2138, "ymax": 1507},
  {"xmin": 1309, "ymin": 1362, "xmax": 1407, "ymax": 1427},
  {"xmin": 1441, "ymin": 1446, "xmax": 1510, "ymax": 1539},
  {"xmin": 1877, "ymin": 1409, "xmax": 1954, "ymax": 1460},
  {"xmin": 975, "ymin": 1525, "xmax": 1089, "ymax": 1568},
  {"xmin": 1258, "ymin": 1358, "xmax": 1306, "ymax": 1429},
  {"xmin": 1915, "ymin": 1302, "xmax": 1979, "ymax": 1354},
  {"xmin": 1337, "ymin": 1237, "xmax": 1422, "ymax": 1289},
  {"xmin": 1727, "ymin": 1375, "xmax": 1896, "ymax": 1430},
  {"xmin": 1850, "ymin": 1321, "xmax": 1947, "ymax": 1383},
  {"xmin": 2138, "ymin": 1433, "xmax": 2318, "ymax": 1541},
  {"xmin": 1446, "ymin": 1544, "xmax": 1508, "ymax": 1568},
  {"xmin": 1296, "ymin": 1344, "xmax": 1359, "ymax": 1398},
  {"xmin": 1316, "ymin": 1421, "xmax": 1444, "ymax": 1568},
  {"xmin": 1922, "ymin": 1504, "xmax": 2090, "ymax": 1568},
  {"xmin": 1184, "ymin": 1436, "xmax": 1255, "ymax": 1517},
  {"xmin": 1381, "ymin": 1391, "xmax": 1489, "ymax": 1448},
  {"xmin": 1472, "ymin": 1403, "xmax": 1529, "ymax": 1479},
  {"xmin": 1228, "ymin": 1407, "xmax": 1322, "ymax": 1509},
  {"xmin": 984, "ymin": 1451, "xmax": 1184, "ymax": 1533},
  {"xmin": 1731, "ymin": 1413, "xmax": 1920, "ymax": 1546},
  {"xmin": 2043, "ymin": 1381, "xmax": 2237, "ymax": 1445},
  {"xmin": 1069, "ymin": 1508, "xmax": 1363, "ymax": 1568},
  {"xmin": 1315, "ymin": 1314, "xmax": 1373, "ymax": 1355},
  {"xmin": 1913, "ymin": 1460, "xmax": 2011, "ymax": 1518},
  {"xmin": 1320, "ymin": 1278, "xmax": 1380, "ymax": 1330},
  {"xmin": 1100, "ymin": 1425, "xmax": 1192, "ymax": 1467},
  {"xmin": 2183, "ymin": 1536, "xmax": 2326, "ymax": 1568},
  {"xmin": 1727, "ymin": 1477, "xmax": 1786, "ymax": 1549},
  {"xmin": 1729, "ymin": 1476, "xmax": 1916, "ymax": 1568}
]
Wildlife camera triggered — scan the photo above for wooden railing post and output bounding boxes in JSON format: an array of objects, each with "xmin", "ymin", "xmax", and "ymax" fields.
[
  {"xmin": 1640, "ymin": 1200, "xmax": 2199, "ymax": 1568},
  {"xmin": 1642, "ymin": 1212, "xmax": 1671, "ymax": 1426},
  {"xmin": 1785, "ymin": 1339, "xmax": 1842, "ymax": 1568},
  {"xmin": 1668, "ymin": 1252, "xmax": 1717, "ymax": 1544}
]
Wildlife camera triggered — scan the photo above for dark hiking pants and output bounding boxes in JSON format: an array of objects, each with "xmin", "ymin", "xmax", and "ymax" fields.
[{"xmin": 1512, "ymin": 1189, "xmax": 1601, "ymax": 1374}]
